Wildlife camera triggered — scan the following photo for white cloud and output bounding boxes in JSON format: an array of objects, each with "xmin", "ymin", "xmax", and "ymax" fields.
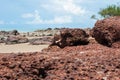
[
  {"xmin": 23, "ymin": 10, "xmax": 72, "ymax": 24},
  {"xmin": 22, "ymin": 0, "xmax": 86, "ymax": 25},
  {"xmin": 42, "ymin": 0, "xmax": 85, "ymax": 15},
  {"xmin": 63, "ymin": 0, "xmax": 85, "ymax": 15},
  {"xmin": 26, "ymin": 10, "xmax": 43, "ymax": 24},
  {"xmin": 22, "ymin": 13, "xmax": 34, "ymax": 18},
  {"xmin": 45, "ymin": 16, "xmax": 72, "ymax": 24},
  {"xmin": 0, "ymin": 20, "xmax": 5, "ymax": 24}
]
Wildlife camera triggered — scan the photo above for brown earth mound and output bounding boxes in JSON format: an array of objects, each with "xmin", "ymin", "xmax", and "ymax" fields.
[
  {"xmin": 0, "ymin": 43, "xmax": 120, "ymax": 80},
  {"xmin": 92, "ymin": 16, "xmax": 120, "ymax": 47},
  {"xmin": 51, "ymin": 28, "xmax": 89, "ymax": 48}
]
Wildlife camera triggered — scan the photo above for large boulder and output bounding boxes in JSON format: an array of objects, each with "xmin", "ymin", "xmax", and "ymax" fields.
[
  {"xmin": 51, "ymin": 28, "xmax": 89, "ymax": 48},
  {"xmin": 92, "ymin": 16, "xmax": 120, "ymax": 47}
]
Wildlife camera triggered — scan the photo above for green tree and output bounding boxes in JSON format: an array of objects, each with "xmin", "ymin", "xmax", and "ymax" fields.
[
  {"xmin": 91, "ymin": 4, "xmax": 120, "ymax": 19},
  {"xmin": 91, "ymin": 15, "xmax": 98, "ymax": 20},
  {"xmin": 99, "ymin": 4, "xmax": 120, "ymax": 18}
]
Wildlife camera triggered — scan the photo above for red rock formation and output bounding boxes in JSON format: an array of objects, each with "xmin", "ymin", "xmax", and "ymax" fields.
[
  {"xmin": 92, "ymin": 16, "xmax": 120, "ymax": 47},
  {"xmin": 51, "ymin": 28, "xmax": 89, "ymax": 48},
  {"xmin": 0, "ymin": 43, "xmax": 120, "ymax": 79}
]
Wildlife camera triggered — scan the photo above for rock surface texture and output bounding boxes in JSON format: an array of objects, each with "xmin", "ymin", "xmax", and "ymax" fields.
[
  {"xmin": 0, "ymin": 17, "xmax": 120, "ymax": 79},
  {"xmin": 92, "ymin": 16, "xmax": 120, "ymax": 47},
  {"xmin": 0, "ymin": 30, "xmax": 28, "ymax": 44},
  {"xmin": 29, "ymin": 37, "xmax": 52, "ymax": 45},
  {"xmin": 5, "ymin": 36, "xmax": 28, "ymax": 44},
  {"xmin": 0, "ymin": 43, "xmax": 120, "ymax": 80},
  {"xmin": 51, "ymin": 28, "xmax": 89, "ymax": 48}
]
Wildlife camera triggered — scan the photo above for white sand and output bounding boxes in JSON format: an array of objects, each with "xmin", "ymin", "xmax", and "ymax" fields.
[{"xmin": 0, "ymin": 43, "xmax": 49, "ymax": 53}]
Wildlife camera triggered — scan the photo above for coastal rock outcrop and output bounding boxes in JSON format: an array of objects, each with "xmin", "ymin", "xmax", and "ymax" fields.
[
  {"xmin": 0, "ymin": 31, "xmax": 9, "ymax": 36},
  {"xmin": 0, "ymin": 43, "xmax": 120, "ymax": 79},
  {"xmin": 92, "ymin": 16, "xmax": 120, "ymax": 47},
  {"xmin": 0, "ymin": 30, "xmax": 28, "ymax": 44},
  {"xmin": 29, "ymin": 37, "xmax": 52, "ymax": 45},
  {"xmin": 0, "ymin": 30, "xmax": 19, "ymax": 36},
  {"xmin": 51, "ymin": 28, "xmax": 89, "ymax": 48},
  {"xmin": 9, "ymin": 30, "xmax": 19, "ymax": 35},
  {"xmin": 5, "ymin": 36, "xmax": 28, "ymax": 44},
  {"xmin": 0, "ymin": 37, "xmax": 5, "ymax": 43}
]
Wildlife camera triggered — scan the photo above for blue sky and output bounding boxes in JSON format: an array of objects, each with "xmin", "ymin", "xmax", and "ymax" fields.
[{"xmin": 0, "ymin": 0, "xmax": 119, "ymax": 32}]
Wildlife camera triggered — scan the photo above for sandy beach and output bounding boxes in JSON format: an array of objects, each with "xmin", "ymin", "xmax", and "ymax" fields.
[{"xmin": 0, "ymin": 43, "xmax": 49, "ymax": 53}]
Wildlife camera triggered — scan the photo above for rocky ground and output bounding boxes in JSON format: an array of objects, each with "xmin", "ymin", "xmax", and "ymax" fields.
[
  {"xmin": 0, "ymin": 42, "xmax": 119, "ymax": 80},
  {"xmin": 0, "ymin": 30, "xmax": 53, "ymax": 45},
  {"xmin": 0, "ymin": 16, "xmax": 120, "ymax": 80}
]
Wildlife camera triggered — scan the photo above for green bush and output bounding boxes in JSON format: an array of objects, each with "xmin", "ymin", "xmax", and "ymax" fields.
[{"xmin": 99, "ymin": 4, "xmax": 120, "ymax": 18}]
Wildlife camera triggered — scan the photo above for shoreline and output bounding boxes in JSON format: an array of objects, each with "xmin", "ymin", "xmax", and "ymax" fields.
[{"xmin": 0, "ymin": 43, "xmax": 49, "ymax": 53}]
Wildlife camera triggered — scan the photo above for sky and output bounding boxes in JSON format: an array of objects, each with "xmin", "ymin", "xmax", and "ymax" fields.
[{"xmin": 0, "ymin": 0, "xmax": 120, "ymax": 32}]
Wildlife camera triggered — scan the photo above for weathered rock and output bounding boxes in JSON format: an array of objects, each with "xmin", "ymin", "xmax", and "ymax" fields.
[
  {"xmin": 0, "ymin": 30, "xmax": 19, "ymax": 36},
  {"xmin": 9, "ymin": 30, "xmax": 19, "ymax": 35},
  {"xmin": 18, "ymin": 37, "xmax": 28, "ymax": 43},
  {"xmin": 92, "ymin": 16, "xmax": 120, "ymax": 47},
  {"xmin": 29, "ymin": 37, "xmax": 52, "ymax": 45},
  {"xmin": 0, "ymin": 37, "xmax": 4, "ymax": 43},
  {"xmin": 5, "ymin": 36, "xmax": 19, "ymax": 44},
  {"xmin": 51, "ymin": 28, "xmax": 89, "ymax": 48},
  {"xmin": 0, "ymin": 43, "xmax": 120, "ymax": 79},
  {"xmin": 5, "ymin": 36, "xmax": 28, "ymax": 44},
  {"xmin": 0, "ymin": 31, "xmax": 9, "ymax": 36},
  {"xmin": 112, "ymin": 41, "xmax": 120, "ymax": 48},
  {"xmin": 29, "ymin": 38, "xmax": 43, "ymax": 45}
]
